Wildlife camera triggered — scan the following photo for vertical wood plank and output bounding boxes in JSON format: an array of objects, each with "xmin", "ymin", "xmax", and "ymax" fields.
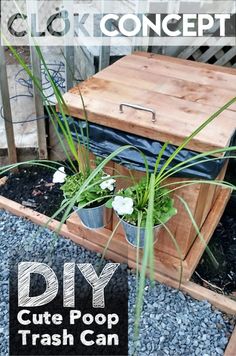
[
  {"xmin": 63, "ymin": 0, "xmax": 75, "ymax": 89},
  {"xmin": 28, "ymin": 1, "xmax": 48, "ymax": 160},
  {"xmin": 98, "ymin": 0, "xmax": 111, "ymax": 71},
  {"xmin": 0, "ymin": 46, "xmax": 17, "ymax": 164},
  {"xmin": 133, "ymin": 0, "xmax": 149, "ymax": 52},
  {"xmin": 64, "ymin": 46, "xmax": 75, "ymax": 90},
  {"xmin": 224, "ymin": 327, "xmax": 236, "ymax": 356},
  {"xmin": 30, "ymin": 46, "xmax": 48, "ymax": 159},
  {"xmin": 99, "ymin": 45, "xmax": 111, "ymax": 71}
]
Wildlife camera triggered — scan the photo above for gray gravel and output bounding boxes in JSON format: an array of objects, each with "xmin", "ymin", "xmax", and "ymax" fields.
[{"xmin": 0, "ymin": 210, "xmax": 234, "ymax": 356}]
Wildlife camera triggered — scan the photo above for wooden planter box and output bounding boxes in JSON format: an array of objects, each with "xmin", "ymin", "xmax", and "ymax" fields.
[{"xmin": 58, "ymin": 52, "xmax": 236, "ymax": 282}]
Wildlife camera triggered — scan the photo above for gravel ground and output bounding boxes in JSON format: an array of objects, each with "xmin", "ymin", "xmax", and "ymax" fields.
[{"xmin": 0, "ymin": 210, "xmax": 234, "ymax": 356}]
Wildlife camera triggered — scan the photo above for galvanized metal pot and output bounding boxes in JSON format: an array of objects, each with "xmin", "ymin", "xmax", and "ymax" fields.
[
  {"xmin": 74, "ymin": 202, "xmax": 112, "ymax": 229},
  {"xmin": 120, "ymin": 218, "xmax": 161, "ymax": 248}
]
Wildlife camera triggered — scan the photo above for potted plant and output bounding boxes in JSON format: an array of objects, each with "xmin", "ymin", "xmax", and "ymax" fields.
[
  {"xmin": 57, "ymin": 169, "xmax": 115, "ymax": 229},
  {"xmin": 109, "ymin": 178, "xmax": 177, "ymax": 248}
]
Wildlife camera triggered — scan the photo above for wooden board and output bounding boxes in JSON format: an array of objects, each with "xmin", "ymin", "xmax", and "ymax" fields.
[
  {"xmin": 95, "ymin": 63, "xmax": 236, "ymax": 111},
  {"xmin": 60, "ymin": 52, "xmax": 236, "ymax": 156},
  {"xmin": 66, "ymin": 187, "xmax": 231, "ymax": 283},
  {"xmin": 225, "ymin": 326, "xmax": 236, "ymax": 356}
]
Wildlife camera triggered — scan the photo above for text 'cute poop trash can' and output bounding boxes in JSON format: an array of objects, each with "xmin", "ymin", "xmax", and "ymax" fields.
[{"xmin": 58, "ymin": 51, "xmax": 236, "ymax": 282}]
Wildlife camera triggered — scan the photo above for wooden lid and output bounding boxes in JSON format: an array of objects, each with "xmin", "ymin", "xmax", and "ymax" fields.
[{"xmin": 62, "ymin": 52, "xmax": 236, "ymax": 155}]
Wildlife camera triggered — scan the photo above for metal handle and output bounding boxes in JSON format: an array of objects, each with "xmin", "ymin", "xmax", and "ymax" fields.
[{"xmin": 119, "ymin": 103, "xmax": 156, "ymax": 123}]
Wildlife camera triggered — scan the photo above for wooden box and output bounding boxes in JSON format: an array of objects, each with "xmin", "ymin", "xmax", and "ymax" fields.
[{"xmin": 59, "ymin": 52, "xmax": 236, "ymax": 281}]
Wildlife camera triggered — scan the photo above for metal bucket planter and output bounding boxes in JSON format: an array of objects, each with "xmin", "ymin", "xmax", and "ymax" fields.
[
  {"xmin": 120, "ymin": 218, "xmax": 161, "ymax": 248},
  {"xmin": 74, "ymin": 202, "xmax": 112, "ymax": 229}
]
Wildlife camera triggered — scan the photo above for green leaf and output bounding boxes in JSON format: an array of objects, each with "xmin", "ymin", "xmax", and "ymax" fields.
[{"xmin": 105, "ymin": 198, "xmax": 113, "ymax": 208}]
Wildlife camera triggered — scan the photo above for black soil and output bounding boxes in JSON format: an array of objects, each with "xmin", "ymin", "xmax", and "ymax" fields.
[
  {"xmin": 0, "ymin": 166, "xmax": 64, "ymax": 219},
  {"xmin": 193, "ymin": 197, "xmax": 236, "ymax": 296}
]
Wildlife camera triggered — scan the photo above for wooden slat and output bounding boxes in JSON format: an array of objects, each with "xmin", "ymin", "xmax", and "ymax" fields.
[
  {"xmin": 192, "ymin": 48, "xmax": 203, "ymax": 61},
  {"xmin": 181, "ymin": 281, "xmax": 236, "ymax": 316},
  {"xmin": 215, "ymin": 47, "xmax": 236, "ymax": 66},
  {"xmin": 133, "ymin": 51, "xmax": 236, "ymax": 77},
  {"xmin": 185, "ymin": 187, "xmax": 231, "ymax": 277},
  {"xmin": 75, "ymin": 77, "xmax": 236, "ymax": 119},
  {"xmin": 97, "ymin": 0, "xmax": 111, "ymax": 72},
  {"xmin": 119, "ymin": 53, "xmax": 236, "ymax": 90},
  {"xmin": 178, "ymin": 46, "xmax": 199, "ymax": 59},
  {"xmin": 200, "ymin": 162, "xmax": 229, "ymax": 225},
  {"xmin": 29, "ymin": 47, "xmax": 48, "ymax": 160},
  {"xmin": 64, "ymin": 46, "xmax": 75, "ymax": 90},
  {"xmin": 197, "ymin": 44, "xmax": 226, "ymax": 64},
  {"xmin": 28, "ymin": 2, "xmax": 48, "ymax": 160},
  {"xmin": 225, "ymin": 327, "xmax": 236, "ymax": 356},
  {"xmin": 94, "ymin": 62, "xmax": 236, "ymax": 112},
  {"xmin": 74, "ymin": 46, "xmax": 95, "ymax": 80},
  {"xmin": 0, "ymin": 46, "xmax": 17, "ymax": 164}
]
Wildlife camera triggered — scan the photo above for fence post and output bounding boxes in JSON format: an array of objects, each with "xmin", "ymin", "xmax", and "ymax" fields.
[
  {"xmin": 64, "ymin": 46, "xmax": 75, "ymax": 90},
  {"xmin": 98, "ymin": 0, "xmax": 111, "ymax": 71},
  {"xmin": 0, "ymin": 46, "xmax": 17, "ymax": 164},
  {"xmin": 27, "ymin": 0, "xmax": 48, "ymax": 160},
  {"xmin": 99, "ymin": 45, "xmax": 111, "ymax": 71},
  {"xmin": 30, "ymin": 47, "xmax": 48, "ymax": 159},
  {"xmin": 62, "ymin": 0, "xmax": 75, "ymax": 90}
]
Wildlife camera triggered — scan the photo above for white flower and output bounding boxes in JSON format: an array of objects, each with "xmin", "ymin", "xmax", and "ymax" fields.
[
  {"xmin": 112, "ymin": 196, "xmax": 134, "ymax": 216},
  {"xmin": 52, "ymin": 167, "xmax": 67, "ymax": 184},
  {"xmin": 100, "ymin": 175, "xmax": 116, "ymax": 192}
]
